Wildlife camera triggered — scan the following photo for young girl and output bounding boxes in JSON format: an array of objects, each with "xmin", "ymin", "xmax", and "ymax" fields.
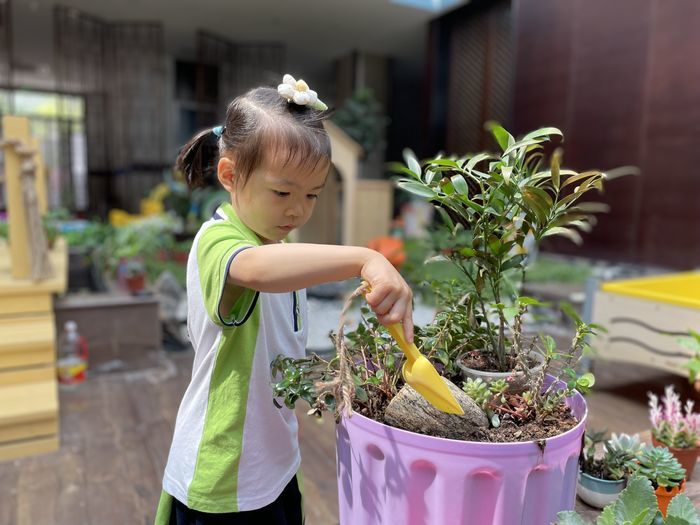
[{"xmin": 154, "ymin": 75, "xmax": 413, "ymax": 525}]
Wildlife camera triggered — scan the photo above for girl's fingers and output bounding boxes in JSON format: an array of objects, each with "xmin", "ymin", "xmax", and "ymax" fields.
[{"xmin": 373, "ymin": 291, "xmax": 399, "ymax": 316}]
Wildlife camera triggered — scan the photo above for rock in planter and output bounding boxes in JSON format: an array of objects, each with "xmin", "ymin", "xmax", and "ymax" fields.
[{"xmin": 384, "ymin": 377, "xmax": 488, "ymax": 440}]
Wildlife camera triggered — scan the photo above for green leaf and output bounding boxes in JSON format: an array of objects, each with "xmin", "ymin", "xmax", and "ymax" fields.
[
  {"xmin": 451, "ymin": 174, "xmax": 470, "ymax": 195},
  {"xmin": 542, "ymin": 227, "xmax": 583, "ymax": 245},
  {"xmin": 522, "ymin": 126, "xmax": 563, "ymax": 142},
  {"xmin": 551, "ymin": 148, "xmax": 562, "ymax": 190},
  {"xmin": 664, "ymin": 517, "xmax": 694, "ymax": 525},
  {"xmin": 667, "ymin": 493, "xmax": 700, "ymax": 524},
  {"xmin": 613, "ymin": 476, "xmax": 658, "ymax": 525},
  {"xmin": 387, "ymin": 162, "xmax": 421, "ymax": 180},
  {"xmin": 560, "ymin": 301, "xmax": 583, "ymax": 324},
  {"xmin": 355, "ymin": 386, "xmax": 368, "ymax": 403},
  {"xmin": 466, "ymin": 153, "xmax": 492, "ymax": 171},
  {"xmin": 556, "ymin": 511, "xmax": 589, "ymax": 525},
  {"xmin": 485, "ymin": 121, "xmax": 514, "ymax": 152},
  {"xmin": 570, "ymin": 202, "xmax": 611, "ymax": 214},
  {"xmin": 518, "ymin": 296, "xmax": 544, "ymax": 306},
  {"xmin": 436, "ymin": 207, "xmax": 455, "ymax": 230},
  {"xmin": 602, "ymin": 165, "xmax": 641, "ymax": 181},
  {"xmin": 596, "ymin": 505, "xmax": 616, "ymax": 525},
  {"xmin": 503, "ymin": 138, "xmax": 546, "ymax": 157},
  {"xmin": 403, "ymin": 149, "xmax": 422, "ymax": 178},
  {"xmin": 396, "ymin": 180, "xmax": 436, "ymax": 199}
]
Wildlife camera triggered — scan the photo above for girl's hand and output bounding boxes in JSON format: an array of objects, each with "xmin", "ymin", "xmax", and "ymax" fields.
[{"xmin": 361, "ymin": 252, "xmax": 414, "ymax": 343}]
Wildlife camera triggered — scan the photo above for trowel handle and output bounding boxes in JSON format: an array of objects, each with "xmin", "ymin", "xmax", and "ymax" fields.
[
  {"xmin": 386, "ymin": 323, "xmax": 421, "ymax": 364},
  {"xmin": 360, "ymin": 282, "xmax": 420, "ymax": 363}
]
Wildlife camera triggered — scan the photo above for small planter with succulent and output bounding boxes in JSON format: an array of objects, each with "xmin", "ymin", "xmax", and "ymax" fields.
[
  {"xmin": 630, "ymin": 445, "xmax": 688, "ymax": 518},
  {"xmin": 273, "ymin": 124, "xmax": 632, "ymax": 524},
  {"xmin": 576, "ymin": 431, "xmax": 644, "ymax": 509},
  {"xmin": 649, "ymin": 384, "xmax": 700, "ymax": 480},
  {"xmin": 558, "ymin": 474, "xmax": 698, "ymax": 525}
]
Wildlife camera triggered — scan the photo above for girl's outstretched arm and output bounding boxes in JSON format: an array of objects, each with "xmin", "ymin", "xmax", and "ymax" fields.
[{"xmin": 229, "ymin": 244, "xmax": 414, "ymax": 341}]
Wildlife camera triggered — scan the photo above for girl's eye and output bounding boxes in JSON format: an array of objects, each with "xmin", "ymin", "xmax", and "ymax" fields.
[
  {"xmin": 273, "ymin": 190, "xmax": 290, "ymax": 197},
  {"xmin": 307, "ymin": 194, "xmax": 319, "ymax": 200}
]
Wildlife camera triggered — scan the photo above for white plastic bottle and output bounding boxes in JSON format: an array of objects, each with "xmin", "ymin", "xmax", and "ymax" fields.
[{"xmin": 57, "ymin": 321, "xmax": 88, "ymax": 385}]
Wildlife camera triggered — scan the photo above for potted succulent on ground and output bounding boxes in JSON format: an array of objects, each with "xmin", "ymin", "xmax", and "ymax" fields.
[
  {"xmin": 558, "ymin": 475, "xmax": 699, "ymax": 525},
  {"xmin": 678, "ymin": 330, "xmax": 700, "ymax": 392},
  {"xmin": 576, "ymin": 431, "xmax": 644, "ymax": 509},
  {"xmin": 630, "ymin": 446, "xmax": 687, "ymax": 518},
  {"xmin": 273, "ymin": 124, "xmax": 630, "ymax": 525},
  {"xmin": 649, "ymin": 385, "xmax": 700, "ymax": 480}
]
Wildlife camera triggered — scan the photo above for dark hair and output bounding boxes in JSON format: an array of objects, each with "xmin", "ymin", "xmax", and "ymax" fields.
[{"xmin": 176, "ymin": 87, "xmax": 332, "ymax": 188}]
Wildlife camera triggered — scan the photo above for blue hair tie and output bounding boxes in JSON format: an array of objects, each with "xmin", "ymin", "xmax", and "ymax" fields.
[{"xmin": 212, "ymin": 125, "xmax": 224, "ymax": 138}]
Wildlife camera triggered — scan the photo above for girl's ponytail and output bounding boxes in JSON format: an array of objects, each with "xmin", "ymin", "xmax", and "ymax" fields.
[{"xmin": 176, "ymin": 128, "xmax": 220, "ymax": 188}]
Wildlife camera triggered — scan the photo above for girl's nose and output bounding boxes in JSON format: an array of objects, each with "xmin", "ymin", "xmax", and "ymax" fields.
[{"xmin": 285, "ymin": 203, "xmax": 303, "ymax": 218}]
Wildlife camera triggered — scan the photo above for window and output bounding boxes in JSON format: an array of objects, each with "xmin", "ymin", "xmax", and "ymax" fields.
[{"xmin": 0, "ymin": 88, "xmax": 87, "ymax": 211}]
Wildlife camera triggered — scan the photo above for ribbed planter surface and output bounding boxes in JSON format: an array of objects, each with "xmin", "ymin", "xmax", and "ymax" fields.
[{"xmin": 336, "ymin": 379, "xmax": 587, "ymax": 525}]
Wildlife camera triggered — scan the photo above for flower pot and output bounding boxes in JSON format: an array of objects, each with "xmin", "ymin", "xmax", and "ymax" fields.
[
  {"xmin": 655, "ymin": 480, "xmax": 685, "ymax": 518},
  {"xmin": 335, "ymin": 376, "xmax": 587, "ymax": 525},
  {"xmin": 651, "ymin": 436, "xmax": 699, "ymax": 480},
  {"xmin": 125, "ymin": 274, "xmax": 146, "ymax": 294},
  {"xmin": 456, "ymin": 351, "xmax": 545, "ymax": 393},
  {"xmin": 576, "ymin": 471, "xmax": 626, "ymax": 509}
]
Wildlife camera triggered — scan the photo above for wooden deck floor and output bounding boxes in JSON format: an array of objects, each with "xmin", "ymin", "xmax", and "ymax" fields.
[{"xmin": 1, "ymin": 348, "xmax": 698, "ymax": 525}]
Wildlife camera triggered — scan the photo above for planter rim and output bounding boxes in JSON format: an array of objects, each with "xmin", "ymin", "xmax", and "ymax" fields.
[
  {"xmin": 651, "ymin": 436, "xmax": 700, "ymax": 452},
  {"xmin": 579, "ymin": 471, "xmax": 626, "ymax": 485},
  {"xmin": 342, "ymin": 377, "xmax": 587, "ymax": 453},
  {"xmin": 456, "ymin": 349, "xmax": 545, "ymax": 376}
]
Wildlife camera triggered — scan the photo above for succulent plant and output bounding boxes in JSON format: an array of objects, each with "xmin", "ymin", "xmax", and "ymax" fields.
[{"xmin": 631, "ymin": 446, "xmax": 686, "ymax": 489}]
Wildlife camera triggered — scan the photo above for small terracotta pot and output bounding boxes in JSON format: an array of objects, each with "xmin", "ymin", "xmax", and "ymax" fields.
[
  {"xmin": 655, "ymin": 480, "xmax": 685, "ymax": 518},
  {"xmin": 126, "ymin": 273, "xmax": 146, "ymax": 294},
  {"xmin": 652, "ymin": 436, "xmax": 699, "ymax": 480}
]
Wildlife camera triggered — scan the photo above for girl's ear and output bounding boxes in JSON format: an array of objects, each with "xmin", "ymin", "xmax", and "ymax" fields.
[{"xmin": 217, "ymin": 157, "xmax": 236, "ymax": 192}]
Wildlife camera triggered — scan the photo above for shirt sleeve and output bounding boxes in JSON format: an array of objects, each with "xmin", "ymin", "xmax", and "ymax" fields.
[{"xmin": 197, "ymin": 222, "xmax": 259, "ymax": 327}]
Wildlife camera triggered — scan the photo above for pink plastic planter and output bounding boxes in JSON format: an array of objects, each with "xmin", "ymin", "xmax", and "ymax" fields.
[{"xmin": 336, "ymin": 379, "xmax": 587, "ymax": 525}]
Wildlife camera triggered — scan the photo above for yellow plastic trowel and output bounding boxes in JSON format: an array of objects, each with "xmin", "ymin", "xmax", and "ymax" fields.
[{"xmin": 384, "ymin": 322, "xmax": 464, "ymax": 415}]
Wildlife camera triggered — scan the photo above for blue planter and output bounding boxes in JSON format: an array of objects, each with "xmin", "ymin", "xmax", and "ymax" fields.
[{"xmin": 577, "ymin": 471, "xmax": 626, "ymax": 509}]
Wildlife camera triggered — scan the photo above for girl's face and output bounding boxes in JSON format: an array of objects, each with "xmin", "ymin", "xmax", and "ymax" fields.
[{"xmin": 219, "ymin": 155, "xmax": 329, "ymax": 243}]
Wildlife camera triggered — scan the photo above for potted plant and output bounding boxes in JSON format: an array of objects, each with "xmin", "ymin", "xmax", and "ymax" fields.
[
  {"xmin": 558, "ymin": 475, "xmax": 698, "ymax": 525},
  {"xmin": 124, "ymin": 259, "xmax": 147, "ymax": 294},
  {"xmin": 678, "ymin": 330, "xmax": 700, "ymax": 392},
  {"xmin": 273, "ymin": 124, "xmax": 630, "ymax": 524},
  {"xmin": 630, "ymin": 446, "xmax": 687, "ymax": 518},
  {"xmin": 649, "ymin": 385, "xmax": 700, "ymax": 479},
  {"xmin": 576, "ymin": 430, "xmax": 643, "ymax": 509}
]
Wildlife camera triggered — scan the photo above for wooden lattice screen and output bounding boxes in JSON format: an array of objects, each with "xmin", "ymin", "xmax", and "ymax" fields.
[
  {"xmin": 197, "ymin": 31, "xmax": 285, "ymax": 116},
  {"xmin": 446, "ymin": 1, "xmax": 513, "ymax": 154},
  {"xmin": 0, "ymin": 0, "xmax": 11, "ymax": 86},
  {"xmin": 55, "ymin": 7, "xmax": 166, "ymax": 212}
]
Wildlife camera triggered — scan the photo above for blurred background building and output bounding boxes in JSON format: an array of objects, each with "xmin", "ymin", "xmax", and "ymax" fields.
[{"xmin": 1, "ymin": 0, "xmax": 699, "ymax": 267}]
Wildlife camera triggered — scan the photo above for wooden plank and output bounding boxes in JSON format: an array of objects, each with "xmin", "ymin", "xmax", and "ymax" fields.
[
  {"xmin": 0, "ymin": 435, "xmax": 58, "ymax": 462},
  {"xmin": 0, "ymin": 294, "xmax": 52, "ymax": 317},
  {"xmin": 0, "ymin": 237, "xmax": 68, "ymax": 299},
  {"xmin": 0, "ymin": 366, "xmax": 54, "ymax": 387},
  {"xmin": 0, "ymin": 416, "xmax": 57, "ymax": 443},
  {"xmin": 2, "ymin": 116, "xmax": 32, "ymax": 280},
  {"xmin": 0, "ymin": 380, "xmax": 57, "ymax": 428},
  {"xmin": 0, "ymin": 314, "xmax": 55, "ymax": 371}
]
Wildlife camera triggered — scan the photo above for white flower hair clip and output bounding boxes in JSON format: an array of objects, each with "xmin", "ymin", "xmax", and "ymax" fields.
[{"xmin": 277, "ymin": 74, "xmax": 328, "ymax": 111}]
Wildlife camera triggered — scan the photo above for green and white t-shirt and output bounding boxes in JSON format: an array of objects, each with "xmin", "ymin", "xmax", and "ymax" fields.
[{"xmin": 161, "ymin": 203, "xmax": 307, "ymax": 513}]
